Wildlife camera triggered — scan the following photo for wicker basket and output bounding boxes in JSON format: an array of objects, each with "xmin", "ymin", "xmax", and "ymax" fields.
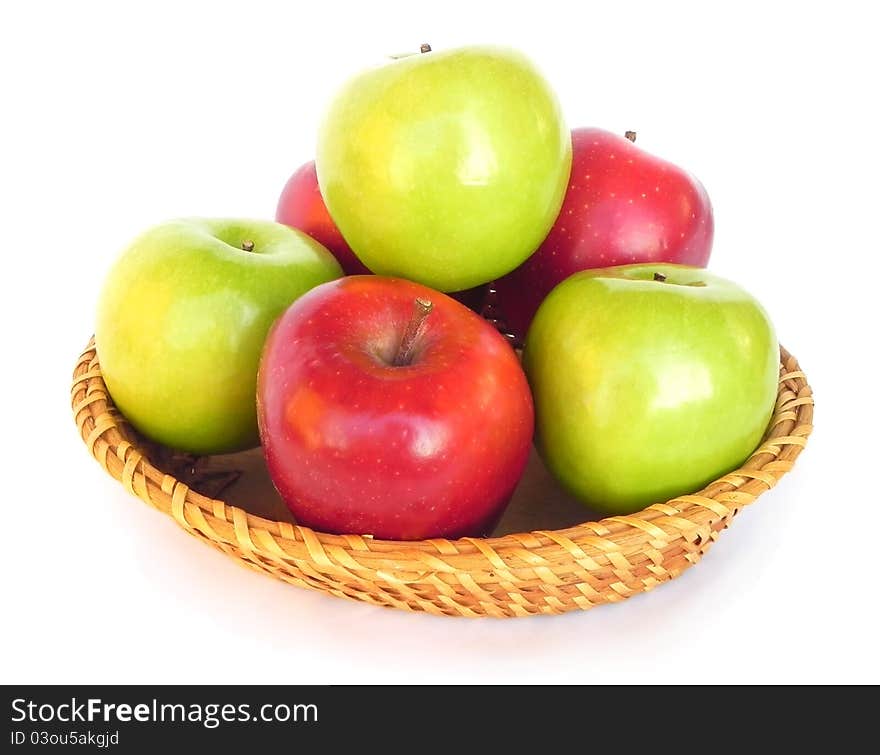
[{"xmin": 72, "ymin": 338, "xmax": 812, "ymax": 618}]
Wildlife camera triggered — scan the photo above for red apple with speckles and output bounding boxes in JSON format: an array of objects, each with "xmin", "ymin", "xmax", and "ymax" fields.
[
  {"xmin": 495, "ymin": 127, "xmax": 714, "ymax": 339},
  {"xmin": 257, "ymin": 275, "xmax": 534, "ymax": 540},
  {"xmin": 276, "ymin": 160, "xmax": 489, "ymax": 310},
  {"xmin": 276, "ymin": 160, "xmax": 370, "ymax": 275}
]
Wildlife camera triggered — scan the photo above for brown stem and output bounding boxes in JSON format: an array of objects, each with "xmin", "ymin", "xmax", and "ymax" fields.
[
  {"xmin": 241, "ymin": 240, "xmax": 255, "ymax": 252},
  {"xmin": 625, "ymin": 130, "xmax": 637, "ymax": 142},
  {"xmin": 393, "ymin": 298, "xmax": 433, "ymax": 366},
  {"xmin": 389, "ymin": 44, "xmax": 432, "ymax": 60},
  {"xmin": 653, "ymin": 272, "xmax": 667, "ymax": 282}
]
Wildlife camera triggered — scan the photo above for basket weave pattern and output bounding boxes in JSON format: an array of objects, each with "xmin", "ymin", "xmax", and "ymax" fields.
[{"xmin": 72, "ymin": 339, "xmax": 812, "ymax": 617}]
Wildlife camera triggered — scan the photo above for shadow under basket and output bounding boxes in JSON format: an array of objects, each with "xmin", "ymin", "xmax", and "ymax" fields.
[{"xmin": 71, "ymin": 339, "xmax": 813, "ymax": 618}]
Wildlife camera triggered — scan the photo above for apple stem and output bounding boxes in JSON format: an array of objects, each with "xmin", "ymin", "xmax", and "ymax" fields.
[
  {"xmin": 241, "ymin": 240, "xmax": 255, "ymax": 252},
  {"xmin": 393, "ymin": 298, "xmax": 433, "ymax": 366},
  {"xmin": 389, "ymin": 44, "xmax": 432, "ymax": 60},
  {"xmin": 625, "ymin": 131, "xmax": 637, "ymax": 142},
  {"xmin": 653, "ymin": 272, "xmax": 667, "ymax": 282}
]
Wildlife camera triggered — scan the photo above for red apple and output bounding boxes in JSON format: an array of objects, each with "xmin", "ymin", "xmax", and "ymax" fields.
[
  {"xmin": 276, "ymin": 160, "xmax": 489, "ymax": 311},
  {"xmin": 257, "ymin": 275, "xmax": 534, "ymax": 540},
  {"xmin": 495, "ymin": 127, "xmax": 714, "ymax": 339},
  {"xmin": 276, "ymin": 160, "xmax": 370, "ymax": 275}
]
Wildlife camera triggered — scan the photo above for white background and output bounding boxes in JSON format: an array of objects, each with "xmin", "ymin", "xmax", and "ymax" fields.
[{"xmin": 2, "ymin": 0, "xmax": 877, "ymax": 684}]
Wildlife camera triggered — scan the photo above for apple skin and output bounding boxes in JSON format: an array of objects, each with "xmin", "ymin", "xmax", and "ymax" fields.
[
  {"xmin": 276, "ymin": 160, "xmax": 370, "ymax": 275},
  {"xmin": 316, "ymin": 45, "xmax": 572, "ymax": 292},
  {"xmin": 257, "ymin": 275, "xmax": 534, "ymax": 540},
  {"xmin": 275, "ymin": 159, "xmax": 489, "ymax": 310},
  {"xmin": 522, "ymin": 263, "xmax": 778, "ymax": 515},
  {"xmin": 496, "ymin": 128, "xmax": 714, "ymax": 338},
  {"xmin": 96, "ymin": 218, "xmax": 342, "ymax": 455}
]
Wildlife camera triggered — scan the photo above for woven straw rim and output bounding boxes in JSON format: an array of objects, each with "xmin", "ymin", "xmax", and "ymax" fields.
[{"xmin": 72, "ymin": 338, "xmax": 812, "ymax": 617}]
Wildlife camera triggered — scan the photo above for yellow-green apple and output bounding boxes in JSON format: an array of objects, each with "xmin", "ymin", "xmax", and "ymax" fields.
[
  {"xmin": 257, "ymin": 275, "xmax": 534, "ymax": 540},
  {"xmin": 275, "ymin": 158, "xmax": 489, "ymax": 310},
  {"xmin": 96, "ymin": 218, "xmax": 342, "ymax": 454},
  {"xmin": 523, "ymin": 263, "xmax": 778, "ymax": 514},
  {"xmin": 316, "ymin": 45, "xmax": 572, "ymax": 292}
]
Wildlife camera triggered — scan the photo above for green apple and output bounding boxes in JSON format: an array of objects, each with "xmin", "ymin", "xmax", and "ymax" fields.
[
  {"xmin": 523, "ymin": 263, "xmax": 779, "ymax": 514},
  {"xmin": 316, "ymin": 45, "xmax": 572, "ymax": 292},
  {"xmin": 95, "ymin": 218, "xmax": 342, "ymax": 454}
]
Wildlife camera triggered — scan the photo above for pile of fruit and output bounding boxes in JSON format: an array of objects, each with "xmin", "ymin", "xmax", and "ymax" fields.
[{"xmin": 95, "ymin": 44, "xmax": 779, "ymax": 541}]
